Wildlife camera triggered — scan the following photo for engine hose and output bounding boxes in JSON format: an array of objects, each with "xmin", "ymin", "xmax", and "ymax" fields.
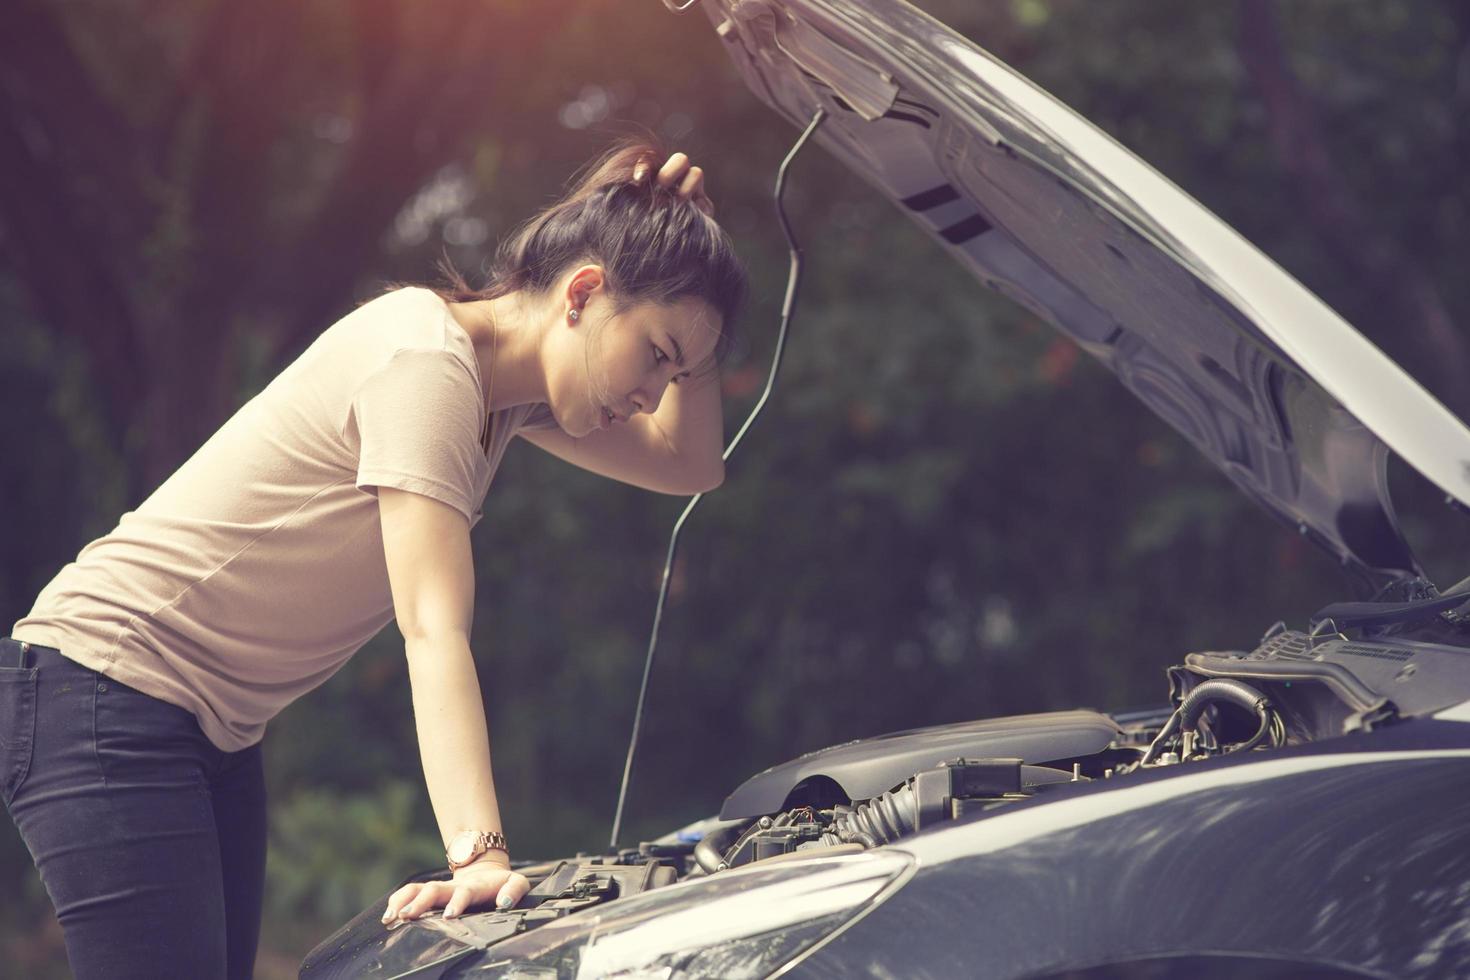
[
  {"xmin": 1229, "ymin": 709, "xmax": 1285, "ymax": 754},
  {"xmin": 1227, "ymin": 709, "xmax": 1274, "ymax": 754},
  {"xmin": 1141, "ymin": 679, "xmax": 1272, "ymax": 766},
  {"xmin": 840, "ymin": 829, "xmax": 880, "ymax": 849},
  {"xmin": 694, "ymin": 823, "xmax": 747, "ymax": 875},
  {"xmin": 821, "ymin": 785, "xmax": 917, "ymax": 847},
  {"xmin": 1179, "ymin": 678, "xmax": 1270, "ymax": 731}
]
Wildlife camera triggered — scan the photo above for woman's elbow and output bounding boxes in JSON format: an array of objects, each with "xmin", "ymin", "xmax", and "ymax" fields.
[
  {"xmin": 699, "ymin": 462, "xmax": 726, "ymax": 494},
  {"xmin": 673, "ymin": 460, "xmax": 724, "ymax": 496}
]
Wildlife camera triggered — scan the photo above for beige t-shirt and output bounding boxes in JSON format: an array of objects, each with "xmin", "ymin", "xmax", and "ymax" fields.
[{"xmin": 11, "ymin": 285, "xmax": 556, "ymax": 752}]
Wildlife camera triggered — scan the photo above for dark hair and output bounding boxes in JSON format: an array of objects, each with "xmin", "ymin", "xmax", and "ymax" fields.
[{"xmin": 392, "ymin": 137, "xmax": 747, "ymax": 374}]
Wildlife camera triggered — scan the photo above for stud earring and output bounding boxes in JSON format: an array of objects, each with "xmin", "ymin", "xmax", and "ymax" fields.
[{"xmin": 568, "ymin": 309, "xmax": 580, "ymax": 322}]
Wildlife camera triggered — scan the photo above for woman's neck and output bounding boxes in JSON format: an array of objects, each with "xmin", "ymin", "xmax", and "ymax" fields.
[{"xmin": 447, "ymin": 293, "xmax": 550, "ymax": 413}]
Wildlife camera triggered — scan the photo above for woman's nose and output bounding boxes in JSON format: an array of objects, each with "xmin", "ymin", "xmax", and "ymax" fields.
[{"xmin": 632, "ymin": 379, "xmax": 669, "ymax": 415}]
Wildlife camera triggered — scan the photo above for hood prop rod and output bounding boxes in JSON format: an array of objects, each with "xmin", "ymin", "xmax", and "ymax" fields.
[{"xmin": 610, "ymin": 108, "xmax": 828, "ymax": 850}]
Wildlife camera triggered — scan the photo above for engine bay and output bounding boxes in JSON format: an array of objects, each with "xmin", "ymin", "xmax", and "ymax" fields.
[
  {"xmin": 307, "ymin": 534, "xmax": 1460, "ymax": 969},
  {"xmin": 300, "ymin": 580, "xmax": 1470, "ymax": 979},
  {"xmin": 299, "ymin": 587, "xmax": 1470, "ymax": 980}
]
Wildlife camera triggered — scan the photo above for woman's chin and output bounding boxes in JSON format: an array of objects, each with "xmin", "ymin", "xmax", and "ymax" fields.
[
  {"xmin": 546, "ymin": 403, "xmax": 586, "ymax": 437},
  {"xmin": 583, "ymin": 405, "xmax": 608, "ymax": 437},
  {"xmin": 547, "ymin": 397, "xmax": 599, "ymax": 437}
]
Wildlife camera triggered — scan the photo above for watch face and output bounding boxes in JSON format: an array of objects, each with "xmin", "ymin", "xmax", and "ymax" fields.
[{"xmin": 447, "ymin": 834, "xmax": 475, "ymax": 865}]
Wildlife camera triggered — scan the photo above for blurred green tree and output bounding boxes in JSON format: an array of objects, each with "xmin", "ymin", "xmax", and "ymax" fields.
[{"xmin": 2, "ymin": 1, "xmax": 1467, "ymax": 975}]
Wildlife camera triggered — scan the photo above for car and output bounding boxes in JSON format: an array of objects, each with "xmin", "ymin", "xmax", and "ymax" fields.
[{"xmin": 301, "ymin": 1, "xmax": 1470, "ymax": 977}]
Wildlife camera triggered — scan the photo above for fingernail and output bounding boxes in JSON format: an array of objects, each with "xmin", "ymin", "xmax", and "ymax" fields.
[
  {"xmin": 496, "ymin": 894, "xmax": 513, "ymax": 909},
  {"xmin": 444, "ymin": 907, "xmax": 458, "ymax": 919}
]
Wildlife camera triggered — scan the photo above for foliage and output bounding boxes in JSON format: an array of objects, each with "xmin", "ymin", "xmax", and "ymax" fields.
[
  {"xmin": 265, "ymin": 780, "xmax": 444, "ymax": 943},
  {"xmin": 2, "ymin": 1, "xmax": 1468, "ymax": 975}
]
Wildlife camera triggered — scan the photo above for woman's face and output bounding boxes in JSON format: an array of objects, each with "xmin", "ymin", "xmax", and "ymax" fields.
[{"xmin": 546, "ymin": 272, "xmax": 722, "ymax": 437}]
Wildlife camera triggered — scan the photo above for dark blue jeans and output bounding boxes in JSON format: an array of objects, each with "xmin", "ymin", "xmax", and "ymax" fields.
[{"xmin": 0, "ymin": 636, "xmax": 266, "ymax": 979}]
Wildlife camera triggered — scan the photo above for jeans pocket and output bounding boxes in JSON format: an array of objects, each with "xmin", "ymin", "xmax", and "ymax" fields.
[
  {"xmin": 93, "ymin": 675, "xmax": 210, "ymax": 789},
  {"xmin": 0, "ymin": 666, "xmax": 39, "ymax": 807}
]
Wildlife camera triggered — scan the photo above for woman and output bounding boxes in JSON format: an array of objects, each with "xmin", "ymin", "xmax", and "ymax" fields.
[{"xmin": 0, "ymin": 139, "xmax": 748, "ymax": 979}]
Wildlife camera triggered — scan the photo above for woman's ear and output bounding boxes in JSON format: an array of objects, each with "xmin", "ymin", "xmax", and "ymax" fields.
[{"xmin": 564, "ymin": 264, "xmax": 605, "ymax": 322}]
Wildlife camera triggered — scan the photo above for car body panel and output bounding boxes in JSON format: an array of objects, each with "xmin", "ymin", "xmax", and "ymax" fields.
[
  {"xmin": 302, "ymin": 723, "xmax": 1470, "ymax": 979},
  {"xmin": 705, "ymin": 0, "xmax": 1470, "ymax": 595},
  {"xmin": 784, "ymin": 721, "xmax": 1470, "ymax": 978}
]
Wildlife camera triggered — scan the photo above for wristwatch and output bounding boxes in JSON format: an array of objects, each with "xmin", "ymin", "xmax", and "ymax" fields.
[{"xmin": 446, "ymin": 829, "xmax": 509, "ymax": 871}]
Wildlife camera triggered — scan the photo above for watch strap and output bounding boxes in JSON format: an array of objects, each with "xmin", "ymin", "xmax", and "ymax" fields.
[{"xmin": 446, "ymin": 829, "xmax": 509, "ymax": 870}]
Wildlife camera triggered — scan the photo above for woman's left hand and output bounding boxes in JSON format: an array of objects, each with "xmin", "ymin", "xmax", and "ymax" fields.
[
  {"xmin": 637, "ymin": 151, "xmax": 715, "ymax": 217},
  {"xmin": 381, "ymin": 857, "xmax": 532, "ymax": 923}
]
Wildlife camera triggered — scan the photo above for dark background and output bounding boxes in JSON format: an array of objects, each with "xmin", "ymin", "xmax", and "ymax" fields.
[{"xmin": 3, "ymin": 1, "xmax": 1468, "ymax": 974}]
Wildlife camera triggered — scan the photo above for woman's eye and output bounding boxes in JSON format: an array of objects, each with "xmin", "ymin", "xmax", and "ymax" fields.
[{"xmin": 653, "ymin": 345, "xmax": 669, "ymax": 364}]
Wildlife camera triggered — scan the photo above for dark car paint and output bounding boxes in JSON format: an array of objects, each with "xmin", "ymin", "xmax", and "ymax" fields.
[
  {"xmin": 300, "ymin": 722, "xmax": 1470, "ymax": 979},
  {"xmin": 1030, "ymin": 957, "xmax": 1380, "ymax": 979},
  {"xmin": 783, "ymin": 719, "xmax": 1470, "ymax": 979}
]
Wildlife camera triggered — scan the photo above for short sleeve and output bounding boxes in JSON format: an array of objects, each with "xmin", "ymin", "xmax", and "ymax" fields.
[{"xmin": 348, "ymin": 347, "xmax": 485, "ymax": 521}]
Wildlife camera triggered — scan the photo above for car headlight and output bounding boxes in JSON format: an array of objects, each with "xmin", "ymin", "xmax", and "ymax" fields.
[{"xmin": 468, "ymin": 849, "xmax": 914, "ymax": 979}]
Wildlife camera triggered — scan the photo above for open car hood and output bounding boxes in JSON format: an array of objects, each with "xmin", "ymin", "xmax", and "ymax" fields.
[{"xmin": 704, "ymin": 0, "xmax": 1470, "ymax": 595}]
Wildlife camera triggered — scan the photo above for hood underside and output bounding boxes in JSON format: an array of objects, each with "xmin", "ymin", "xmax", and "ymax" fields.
[{"xmin": 706, "ymin": 0, "xmax": 1470, "ymax": 595}]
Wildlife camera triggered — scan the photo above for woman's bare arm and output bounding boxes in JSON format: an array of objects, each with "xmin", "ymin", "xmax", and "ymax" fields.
[
  {"xmin": 375, "ymin": 486, "xmax": 531, "ymax": 920},
  {"xmin": 404, "ymin": 632, "xmax": 502, "ymax": 860},
  {"xmin": 517, "ymin": 370, "xmax": 724, "ymax": 494}
]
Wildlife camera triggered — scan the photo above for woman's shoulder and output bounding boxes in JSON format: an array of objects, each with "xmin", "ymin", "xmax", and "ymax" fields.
[
  {"xmin": 360, "ymin": 284, "xmax": 446, "ymax": 324},
  {"xmin": 337, "ymin": 285, "xmax": 460, "ymax": 354}
]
